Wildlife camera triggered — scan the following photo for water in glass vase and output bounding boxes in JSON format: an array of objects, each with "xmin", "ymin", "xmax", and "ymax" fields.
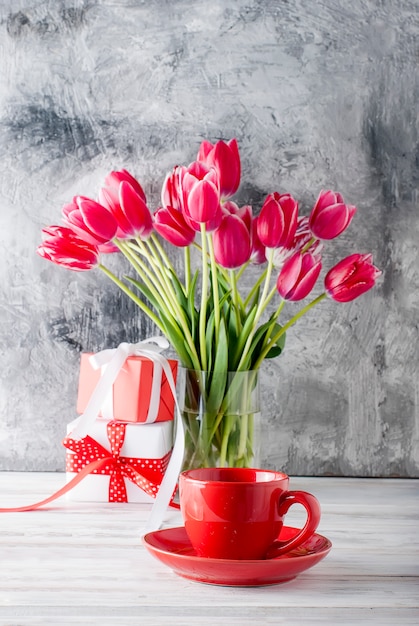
[{"xmin": 177, "ymin": 367, "xmax": 261, "ymax": 470}]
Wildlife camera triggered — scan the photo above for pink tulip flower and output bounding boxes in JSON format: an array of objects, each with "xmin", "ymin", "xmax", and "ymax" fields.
[
  {"xmin": 213, "ymin": 213, "xmax": 251, "ymax": 269},
  {"xmin": 154, "ymin": 206, "xmax": 196, "ymax": 247},
  {"xmin": 223, "ymin": 201, "xmax": 253, "ymax": 230},
  {"xmin": 276, "ymin": 251, "xmax": 322, "ymax": 301},
  {"xmin": 161, "ymin": 166, "xmax": 184, "ymax": 211},
  {"xmin": 37, "ymin": 226, "xmax": 99, "ymax": 271},
  {"xmin": 104, "ymin": 169, "xmax": 147, "ymax": 204},
  {"xmin": 197, "ymin": 138, "xmax": 241, "ymax": 199},
  {"xmin": 273, "ymin": 216, "xmax": 323, "ymax": 269},
  {"xmin": 325, "ymin": 253, "xmax": 381, "ymax": 302},
  {"xmin": 179, "ymin": 161, "xmax": 222, "ymax": 230},
  {"xmin": 257, "ymin": 192, "xmax": 299, "ymax": 249},
  {"xmin": 99, "ymin": 181, "xmax": 153, "ymax": 239},
  {"xmin": 309, "ymin": 190, "xmax": 357, "ymax": 240},
  {"xmin": 62, "ymin": 196, "xmax": 117, "ymax": 246}
]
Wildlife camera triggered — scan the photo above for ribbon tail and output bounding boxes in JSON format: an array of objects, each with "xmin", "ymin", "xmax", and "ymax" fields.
[
  {"xmin": 0, "ymin": 459, "xmax": 106, "ymax": 512},
  {"xmin": 143, "ymin": 354, "xmax": 185, "ymax": 534}
]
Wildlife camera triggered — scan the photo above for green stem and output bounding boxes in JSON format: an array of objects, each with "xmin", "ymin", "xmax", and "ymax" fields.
[
  {"xmin": 236, "ymin": 260, "xmax": 250, "ymax": 281},
  {"xmin": 238, "ymin": 414, "xmax": 248, "ymax": 458},
  {"xmin": 219, "ymin": 415, "xmax": 234, "ymax": 467},
  {"xmin": 150, "ymin": 232, "xmax": 176, "ymax": 272},
  {"xmin": 301, "ymin": 237, "xmax": 317, "ymax": 254},
  {"xmin": 118, "ymin": 240, "xmax": 201, "ymax": 371},
  {"xmin": 116, "ymin": 240, "xmax": 173, "ymax": 313},
  {"xmin": 207, "ymin": 233, "xmax": 220, "ymax": 345},
  {"xmin": 98, "ymin": 264, "xmax": 164, "ymax": 332},
  {"xmin": 257, "ymin": 298, "xmax": 286, "ymax": 356},
  {"xmin": 230, "ymin": 269, "xmax": 242, "ymax": 333},
  {"xmin": 140, "ymin": 239, "xmax": 182, "ymax": 309},
  {"xmin": 138, "ymin": 240, "xmax": 201, "ymax": 366},
  {"xmin": 253, "ymin": 293, "xmax": 327, "ymax": 368},
  {"xmin": 243, "ymin": 268, "xmax": 268, "ymax": 308},
  {"xmin": 199, "ymin": 223, "xmax": 208, "ymax": 370},
  {"xmin": 184, "ymin": 246, "xmax": 191, "ymax": 292},
  {"xmin": 236, "ymin": 248, "xmax": 275, "ymax": 370},
  {"xmin": 256, "ymin": 248, "xmax": 275, "ymax": 316}
]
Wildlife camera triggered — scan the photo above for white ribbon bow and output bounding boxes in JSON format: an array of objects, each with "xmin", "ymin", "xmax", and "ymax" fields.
[{"xmin": 69, "ymin": 336, "xmax": 184, "ymax": 533}]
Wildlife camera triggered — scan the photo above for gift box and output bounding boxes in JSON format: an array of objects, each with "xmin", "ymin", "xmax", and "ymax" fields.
[
  {"xmin": 65, "ymin": 417, "xmax": 174, "ymax": 503},
  {"xmin": 76, "ymin": 353, "xmax": 178, "ymax": 423}
]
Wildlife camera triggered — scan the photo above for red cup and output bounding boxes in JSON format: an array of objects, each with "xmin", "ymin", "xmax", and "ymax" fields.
[{"xmin": 179, "ymin": 467, "xmax": 321, "ymax": 560}]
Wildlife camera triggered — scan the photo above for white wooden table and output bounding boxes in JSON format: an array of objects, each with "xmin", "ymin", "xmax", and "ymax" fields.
[{"xmin": 0, "ymin": 473, "xmax": 417, "ymax": 625}]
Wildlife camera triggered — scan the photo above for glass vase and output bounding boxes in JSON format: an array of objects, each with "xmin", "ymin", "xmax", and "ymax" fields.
[{"xmin": 177, "ymin": 367, "xmax": 261, "ymax": 470}]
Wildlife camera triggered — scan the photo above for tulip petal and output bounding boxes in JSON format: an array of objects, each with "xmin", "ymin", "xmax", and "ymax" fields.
[
  {"xmin": 197, "ymin": 138, "xmax": 241, "ymax": 198},
  {"xmin": 276, "ymin": 252, "xmax": 321, "ymax": 301},
  {"xmin": 76, "ymin": 197, "xmax": 118, "ymax": 242},
  {"xmin": 287, "ymin": 257, "xmax": 322, "ymax": 301},
  {"xmin": 154, "ymin": 207, "xmax": 195, "ymax": 247},
  {"xmin": 257, "ymin": 196, "xmax": 285, "ymax": 248},
  {"xmin": 119, "ymin": 181, "xmax": 153, "ymax": 237},
  {"xmin": 309, "ymin": 189, "xmax": 356, "ymax": 240},
  {"xmin": 213, "ymin": 214, "xmax": 251, "ymax": 268},
  {"xmin": 104, "ymin": 169, "xmax": 146, "ymax": 202},
  {"xmin": 187, "ymin": 179, "xmax": 220, "ymax": 223}
]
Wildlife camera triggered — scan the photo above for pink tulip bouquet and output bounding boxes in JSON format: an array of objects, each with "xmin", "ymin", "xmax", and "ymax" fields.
[{"xmin": 38, "ymin": 138, "xmax": 381, "ymax": 469}]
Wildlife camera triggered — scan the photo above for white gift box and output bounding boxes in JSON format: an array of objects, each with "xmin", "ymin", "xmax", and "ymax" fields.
[{"xmin": 65, "ymin": 417, "xmax": 173, "ymax": 503}]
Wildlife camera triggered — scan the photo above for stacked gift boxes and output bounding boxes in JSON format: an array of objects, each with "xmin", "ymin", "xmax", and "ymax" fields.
[{"xmin": 65, "ymin": 352, "xmax": 178, "ymax": 503}]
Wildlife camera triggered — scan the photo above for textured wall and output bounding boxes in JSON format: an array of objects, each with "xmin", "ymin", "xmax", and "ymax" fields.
[{"xmin": 0, "ymin": 0, "xmax": 417, "ymax": 476}]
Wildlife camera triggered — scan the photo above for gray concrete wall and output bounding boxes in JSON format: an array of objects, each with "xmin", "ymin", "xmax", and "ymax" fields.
[{"xmin": 0, "ymin": 0, "xmax": 417, "ymax": 476}]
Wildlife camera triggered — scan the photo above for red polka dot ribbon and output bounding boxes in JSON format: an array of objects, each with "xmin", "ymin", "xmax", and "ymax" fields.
[{"xmin": 64, "ymin": 421, "xmax": 171, "ymax": 502}]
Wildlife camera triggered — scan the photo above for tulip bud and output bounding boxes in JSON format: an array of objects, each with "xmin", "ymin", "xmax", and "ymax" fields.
[
  {"xmin": 309, "ymin": 190, "xmax": 356, "ymax": 240},
  {"xmin": 37, "ymin": 226, "xmax": 99, "ymax": 271},
  {"xmin": 104, "ymin": 169, "xmax": 147, "ymax": 203},
  {"xmin": 212, "ymin": 214, "xmax": 251, "ymax": 269},
  {"xmin": 325, "ymin": 253, "xmax": 381, "ymax": 302},
  {"xmin": 276, "ymin": 252, "xmax": 322, "ymax": 301},
  {"xmin": 100, "ymin": 181, "xmax": 153, "ymax": 239},
  {"xmin": 62, "ymin": 197, "xmax": 118, "ymax": 246},
  {"xmin": 179, "ymin": 162, "xmax": 221, "ymax": 229},
  {"xmin": 223, "ymin": 201, "xmax": 253, "ymax": 231},
  {"xmin": 197, "ymin": 138, "xmax": 241, "ymax": 199},
  {"xmin": 257, "ymin": 192, "xmax": 298, "ymax": 249},
  {"xmin": 161, "ymin": 166, "xmax": 184, "ymax": 211},
  {"xmin": 154, "ymin": 206, "xmax": 195, "ymax": 247}
]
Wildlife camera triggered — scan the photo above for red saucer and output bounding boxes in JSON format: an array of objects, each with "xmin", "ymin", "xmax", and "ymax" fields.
[{"xmin": 142, "ymin": 525, "xmax": 332, "ymax": 586}]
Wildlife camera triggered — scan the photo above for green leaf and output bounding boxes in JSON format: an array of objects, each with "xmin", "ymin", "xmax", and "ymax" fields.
[
  {"xmin": 125, "ymin": 277, "xmax": 162, "ymax": 311},
  {"xmin": 264, "ymin": 324, "xmax": 286, "ymax": 359},
  {"xmin": 159, "ymin": 311, "xmax": 194, "ymax": 368},
  {"xmin": 227, "ymin": 308, "xmax": 238, "ymax": 370},
  {"xmin": 167, "ymin": 268, "xmax": 188, "ymax": 310},
  {"xmin": 212, "ymin": 270, "xmax": 230, "ymax": 296},
  {"xmin": 187, "ymin": 270, "xmax": 199, "ymax": 306},
  {"xmin": 205, "ymin": 310, "xmax": 216, "ymax": 374},
  {"xmin": 207, "ymin": 318, "xmax": 229, "ymax": 413},
  {"xmin": 187, "ymin": 271, "xmax": 199, "ymax": 344},
  {"xmin": 248, "ymin": 319, "xmax": 286, "ymax": 367},
  {"xmin": 245, "ymin": 284, "xmax": 260, "ymax": 312},
  {"xmin": 232, "ymin": 303, "xmax": 258, "ymax": 369}
]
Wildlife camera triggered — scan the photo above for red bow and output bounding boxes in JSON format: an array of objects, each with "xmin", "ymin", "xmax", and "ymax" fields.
[{"xmin": 64, "ymin": 421, "xmax": 171, "ymax": 502}]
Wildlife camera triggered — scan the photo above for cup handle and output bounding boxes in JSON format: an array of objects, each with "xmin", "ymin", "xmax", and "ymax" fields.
[{"xmin": 265, "ymin": 490, "xmax": 321, "ymax": 559}]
